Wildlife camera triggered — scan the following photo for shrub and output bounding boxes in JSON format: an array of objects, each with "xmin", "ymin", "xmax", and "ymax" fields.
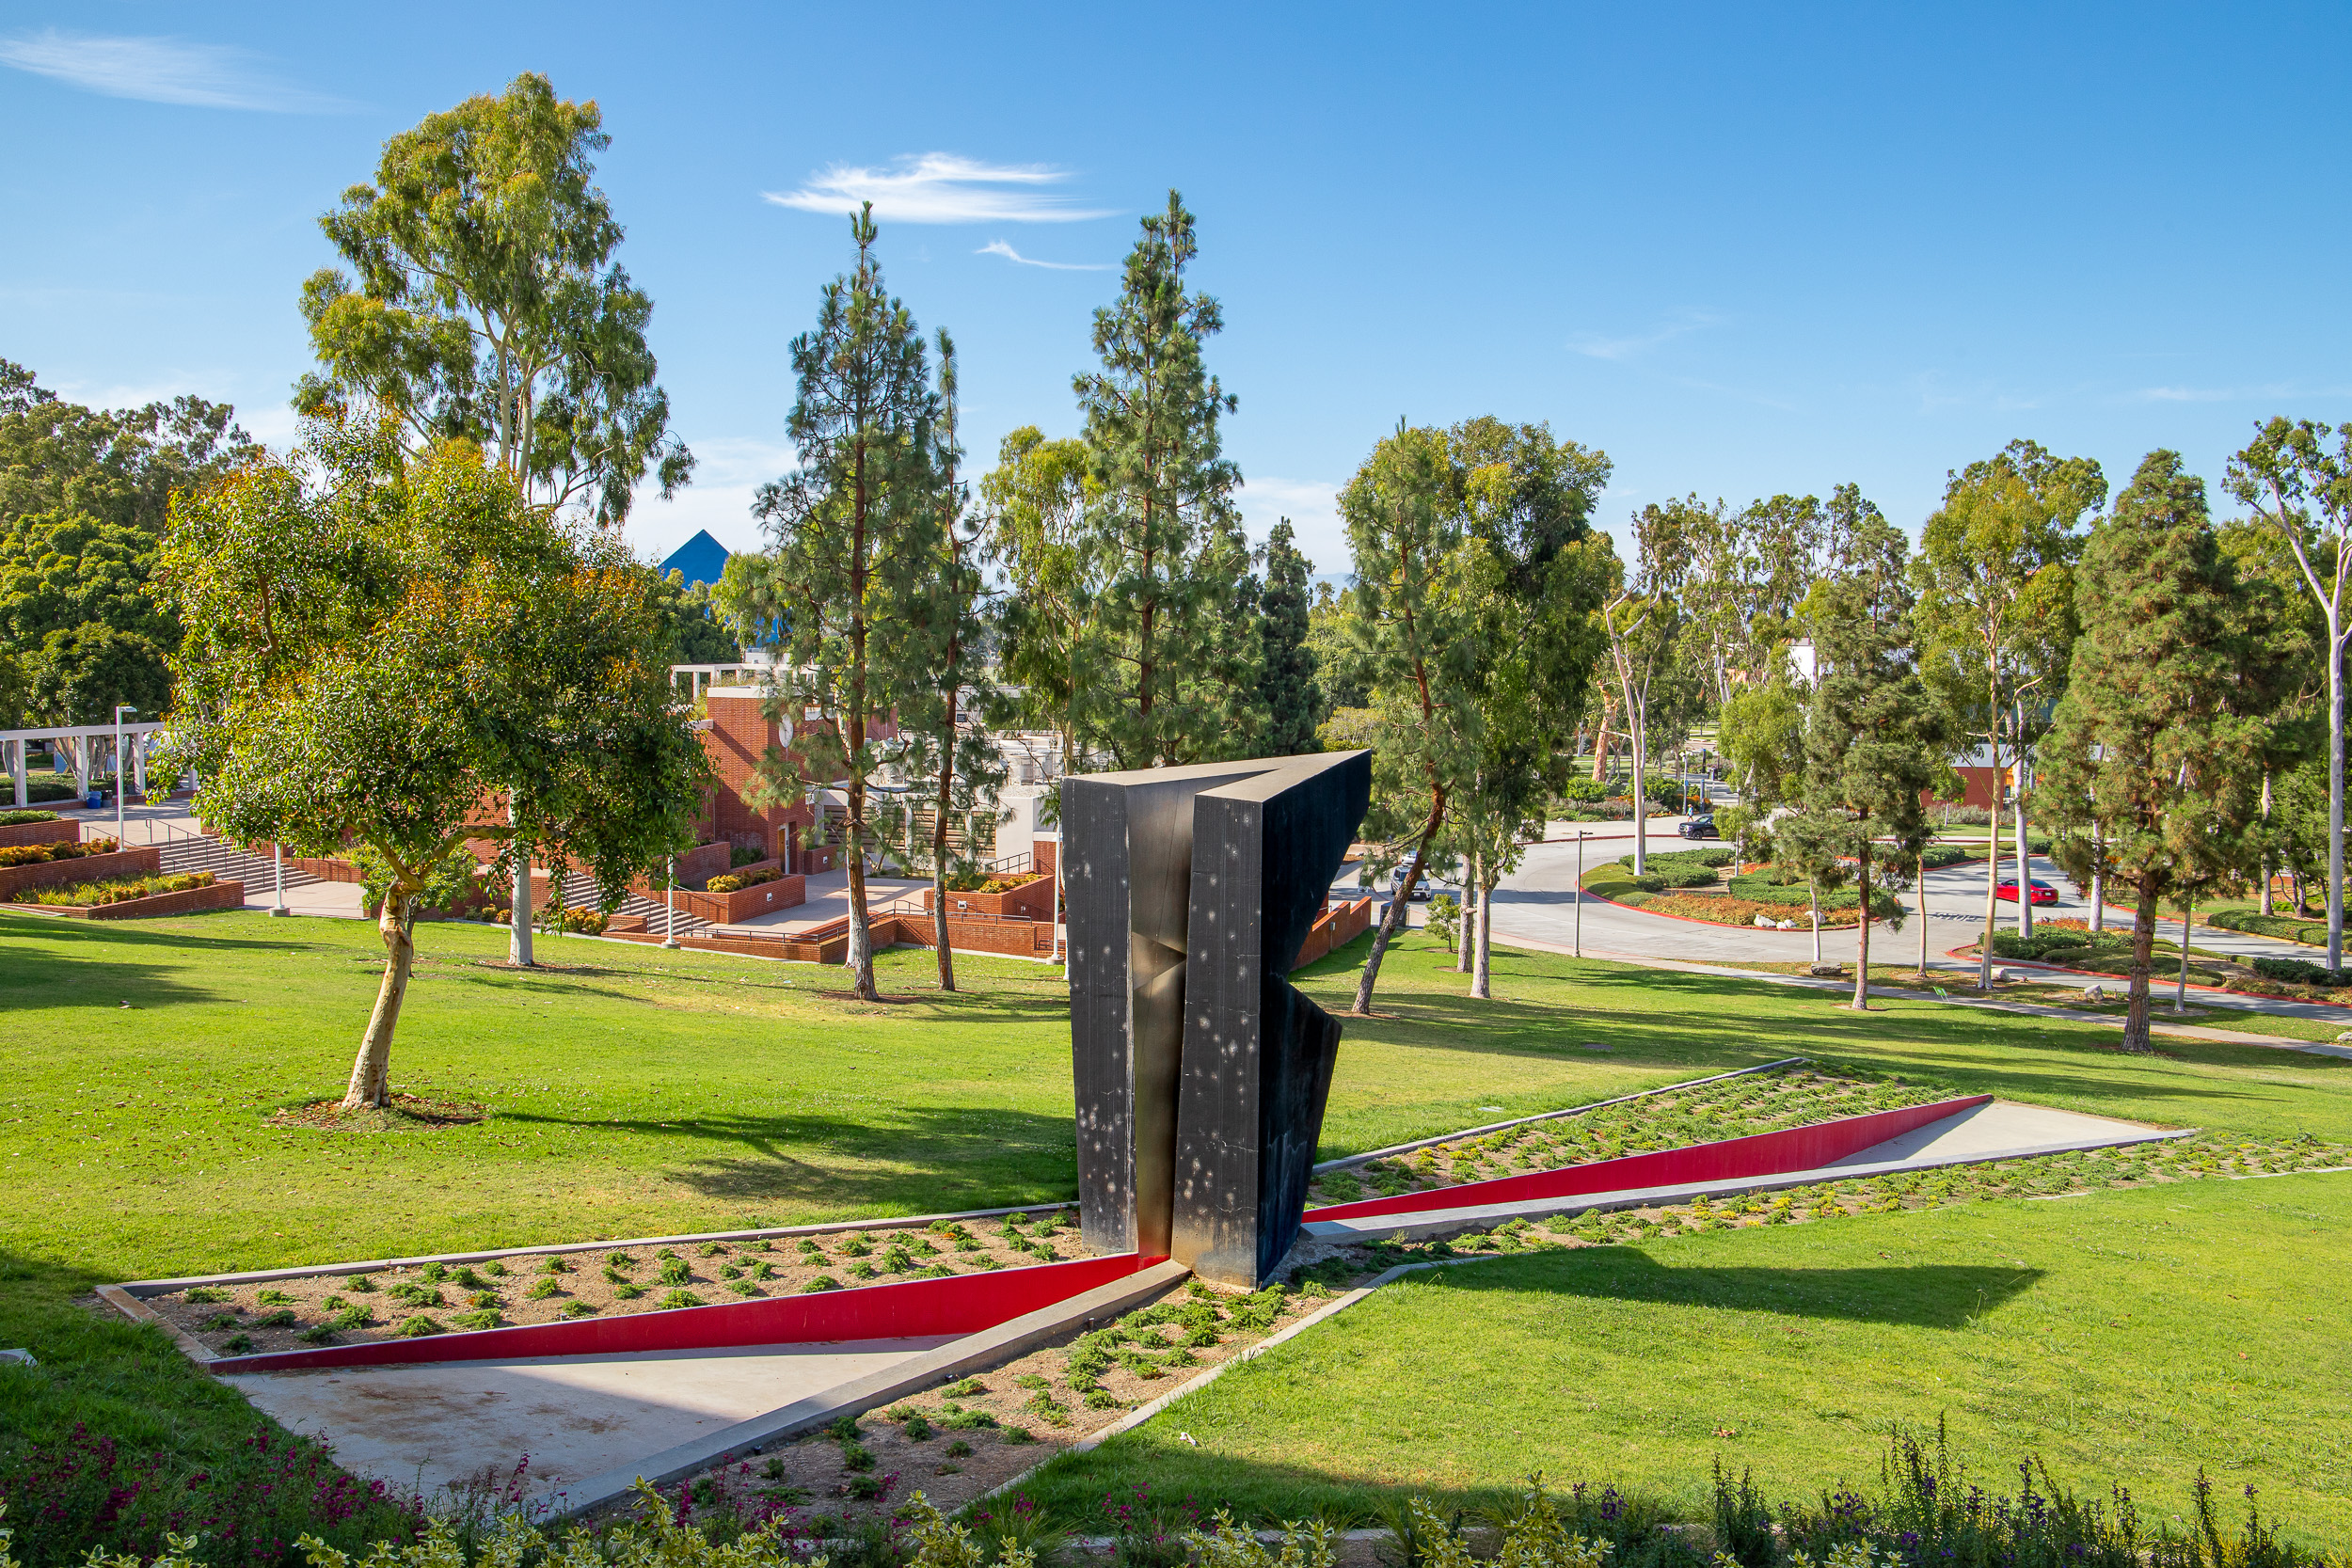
[
  {"xmin": 0, "ymin": 836, "xmax": 119, "ymax": 868},
  {"xmin": 0, "ymin": 1423, "xmax": 423, "ymax": 1568},
  {"xmin": 707, "ymin": 868, "xmax": 779, "ymax": 895},
  {"xmin": 728, "ymin": 844, "xmax": 765, "ymax": 867},
  {"xmin": 0, "ymin": 809, "xmax": 59, "ymax": 827},
  {"xmin": 18, "ymin": 871, "xmax": 216, "ymax": 908},
  {"xmin": 2251, "ymin": 955, "xmax": 2351, "ymax": 988},
  {"xmin": 534, "ymin": 904, "xmax": 608, "ymax": 935}
]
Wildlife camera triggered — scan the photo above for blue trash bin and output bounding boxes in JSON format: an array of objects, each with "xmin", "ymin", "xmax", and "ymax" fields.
[{"xmin": 86, "ymin": 790, "xmax": 104, "ymax": 810}]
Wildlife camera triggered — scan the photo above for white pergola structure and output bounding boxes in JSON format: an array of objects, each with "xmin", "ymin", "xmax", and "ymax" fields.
[{"xmin": 2, "ymin": 721, "xmax": 173, "ymax": 809}]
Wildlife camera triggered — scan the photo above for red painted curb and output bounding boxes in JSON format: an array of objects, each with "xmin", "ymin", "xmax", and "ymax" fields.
[
  {"xmin": 209, "ymin": 1252, "xmax": 1163, "ymax": 1374},
  {"xmin": 1306, "ymin": 1095, "xmax": 1991, "ymax": 1222}
]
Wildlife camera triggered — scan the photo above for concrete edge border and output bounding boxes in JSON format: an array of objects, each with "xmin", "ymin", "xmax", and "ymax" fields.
[
  {"xmin": 111, "ymin": 1202, "xmax": 1080, "ymax": 1301},
  {"xmin": 1299, "ymin": 1126, "xmax": 2198, "ymax": 1243},
  {"xmin": 968, "ymin": 1256, "xmax": 1481, "ymax": 1510},
  {"xmin": 94, "ymin": 1284, "xmax": 218, "ymax": 1369},
  {"xmin": 1310, "ymin": 1057, "xmax": 1807, "ymax": 1175},
  {"xmin": 542, "ymin": 1259, "xmax": 1193, "ymax": 1521}
]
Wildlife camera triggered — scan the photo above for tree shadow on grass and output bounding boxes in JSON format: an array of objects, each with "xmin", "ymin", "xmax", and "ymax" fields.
[
  {"xmin": 1299, "ymin": 943, "xmax": 2328, "ymax": 1120},
  {"xmin": 492, "ymin": 1102, "xmax": 1080, "ymax": 1212},
  {"xmin": 1421, "ymin": 1244, "xmax": 2041, "ymax": 1329},
  {"xmin": 0, "ymin": 912, "xmax": 233, "ymax": 1011}
]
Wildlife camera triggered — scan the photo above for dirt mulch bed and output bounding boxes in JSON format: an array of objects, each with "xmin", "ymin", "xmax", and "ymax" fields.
[
  {"xmin": 265, "ymin": 1095, "xmax": 488, "ymax": 1132},
  {"xmin": 659, "ymin": 1273, "xmax": 1335, "ymax": 1527},
  {"xmin": 146, "ymin": 1210, "xmax": 1091, "ymax": 1358}
]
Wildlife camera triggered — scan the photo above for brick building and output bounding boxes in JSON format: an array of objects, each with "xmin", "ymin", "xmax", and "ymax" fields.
[{"xmin": 695, "ymin": 688, "xmax": 902, "ymax": 873}]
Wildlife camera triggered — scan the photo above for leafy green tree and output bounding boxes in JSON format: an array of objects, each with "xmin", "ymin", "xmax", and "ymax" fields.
[
  {"xmin": 1257, "ymin": 518, "xmax": 1324, "ymax": 753},
  {"xmin": 0, "ymin": 360, "xmax": 257, "ymax": 725},
  {"xmin": 1793, "ymin": 488, "xmax": 1946, "ymax": 1008},
  {"xmin": 297, "ymin": 73, "xmax": 691, "ymax": 528},
  {"xmin": 1305, "ymin": 581, "xmax": 1375, "ymax": 711},
  {"xmin": 1447, "ymin": 416, "xmax": 1612, "ymax": 996},
  {"xmin": 1341, "ymin": 422, "xmax": 1476, "ymax": 1016},
  {"xmin": 885, "ymin": 331, "xmax": 1007, "ymax": 991},
  {"xmin": 1715, "ymin": 670, "xmax": 1806, "ymax": 857},
  {"xmin": 159, "ymin": 423, "xmax": 707, "ymax": 1107},
  {"xmin": 1074, "ymin": 192, "xmax": 1263, "ymax": 766},
  {"xmin": 1914, "ymin": 439, "xmax": 2104, "ymax": 974},
  {"xmin": 2224, "ymin": 419, "xmax": 2352, "ymax": 966},
  {"xmin": 721, "ymin": 208, "xmax": 940, "ymax": 1002},
  {"xmin": 2040, "ymin": 452, "xmax": 2272, "ymax": 1052},
  {"xmin": 984, "ymin": 425, "xmax": 1100, "ymax": 785},
  {"xmin": 1601, "ymin": 500, "xmax": 1692, "ymax": 874},
  {"xmin": 644, "ymin": 566, "xmax": 741, "ymax": 665}
]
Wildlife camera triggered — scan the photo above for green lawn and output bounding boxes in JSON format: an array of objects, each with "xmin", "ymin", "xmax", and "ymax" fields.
[
  {"xmin": 1025, "ymin": 1174, "xmax": 2352, "ymax": 1545},
  {"xmin": 3, "ymin": 908, "xmax": 2347, "ymax": 1538}
]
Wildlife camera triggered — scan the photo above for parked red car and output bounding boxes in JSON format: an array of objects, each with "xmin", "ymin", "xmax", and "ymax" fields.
[{"xmin": 1995, "ymin": 879, "xmax": 2059, "ymax": 906}]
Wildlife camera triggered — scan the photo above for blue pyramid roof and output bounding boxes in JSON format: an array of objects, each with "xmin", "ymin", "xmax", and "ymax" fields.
[{"xmin": 660, "ymin": 530, "xmax": 732, "ymax": 590}]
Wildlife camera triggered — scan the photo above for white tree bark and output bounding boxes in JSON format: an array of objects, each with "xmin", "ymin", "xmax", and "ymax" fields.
[{"xmin": 343, "ymin": 895, "xmax": 415, "ymax": 1110}]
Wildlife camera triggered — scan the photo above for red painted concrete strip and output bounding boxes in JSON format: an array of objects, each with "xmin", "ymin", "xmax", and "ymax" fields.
[
  {"xmin": 211, "ymin": 1252, "xmax": 1159, "ymax": 1375},
  {"xmin": 1306, "ymin": 1095, "xmax": 1991, "ymax": 1222}
]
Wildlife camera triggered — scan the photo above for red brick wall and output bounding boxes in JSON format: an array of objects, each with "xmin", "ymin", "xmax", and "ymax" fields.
[
  {"xmin": 701, "ymin": 694, "xmax": 818, "ymax": 865},
  {"xmin": 0, "ymin": 846, "xmax": 158, "ymax": 899},
  {"xmin": 0, "ymin": 818, "xmax": 78, "ymax": 849}
]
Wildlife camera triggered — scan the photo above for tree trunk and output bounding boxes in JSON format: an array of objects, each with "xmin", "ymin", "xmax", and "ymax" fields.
[
  {"xmin": 1851, "ymin": 843, "xmax": 1872, "ymax": 1008},
  {"xmin": 1629, "ymin": 704, "xmax": 1648, "ymax": 875},
  {"xmin": 2174, "ymin": 892, "xmax": 2195, "ymax": 1013},
  {"xmin": 2013, "ymin": 769, "xmax": 2032, "ymax": 938},
  {"xmin": 342, "ymin": 894, "xmax": 416, "ymax": 1110},
  {"xmin": 509, "ymin": 808, "xmax": 533, "ymax": 967},
  {"xmin": 1456, "ymin": 852, "xmax": 1475, "ymax": 974},
  {"xmin": 845, "ymin": 789, "xmax": 878, "ymax": 1001},
  {"xmin": 1351, "ymin": 797, "xmax": 1443, "ymax": 1016},
  {"xmin": 2329, "ymin": 638, "xmax": 2344, "ymax": 971},
  {"xmin": 932, "ymin": 730, "xmax": 958, "ymax": 992},
  {"xmin": 1809, "ymin": 881, "xmax": 1821, "ymax": 965},
  {"xmin": 2090, "ymin": 819, "xmax": 2106, "ymax": 936},
  {"xmin": 1471, "ymin": 869, "xmax": 1494, "ymax": 1001},
  {"xmin": 2122, "ymin": 879, "xmax": 2159, "ymax": 1053},
  {"xmin": 1978, "ymin": 789, "xmax": 2004, "ymax": 990},
  {"xmin": 1916, "ymin": 853, "xmax": 1930, "ymax": 982}
]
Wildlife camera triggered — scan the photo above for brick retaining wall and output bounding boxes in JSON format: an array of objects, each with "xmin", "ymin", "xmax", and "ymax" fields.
[
  {"xmin": 0, "ymin": 846, "xmax": 159, "ymax": 899},
  {"xmin": 4, "ymin": 879, "xmax": 246, "ymax": 920},
  {"xmin": 0, "ymin": 817, "xmax": 78, "ymax": 849}
]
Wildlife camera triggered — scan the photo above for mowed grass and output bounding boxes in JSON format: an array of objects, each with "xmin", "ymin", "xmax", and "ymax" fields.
[
  {"xmin": 3, "ymin": 908, "xmax": 2347, "ymax": 1513},
  {"xmin": 1028, "ymin": 1174, "xmax": 2352, "ymax": 1544}
]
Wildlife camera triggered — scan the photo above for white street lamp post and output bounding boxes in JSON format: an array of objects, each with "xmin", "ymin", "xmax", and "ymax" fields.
[
  {"xmin": 1576, "ymin": 831, "xmax": 1596, "ymax": 958},
  {"xmin": 112, "ymin": 705, "xmax": 135, "ymax": 843},
  {"xmin": 664, "ymin": 854, "xmax": 680, "ymax": 949},
  {"xmin": 271, "ymin": 844, "xmax": 289, "ymax": 916}
]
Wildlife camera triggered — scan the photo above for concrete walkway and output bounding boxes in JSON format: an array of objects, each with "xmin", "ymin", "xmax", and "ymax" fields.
[{"xmin": 226, "ymin": 1336, "xmax": 950, "ymax": 1509}]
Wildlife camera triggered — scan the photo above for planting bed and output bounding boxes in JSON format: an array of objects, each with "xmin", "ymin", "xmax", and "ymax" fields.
[
  {"xmin": 145, "ymin": 1210, "xmax": 1096, "ymax": 1356},
  {"xmin": 663, "ymin": 1273, "xmax": 1329, "ymax": 1524},
  {"xmin": 1304, "ymin": 1063, "xmax": 1941, "ymax": 1210}
]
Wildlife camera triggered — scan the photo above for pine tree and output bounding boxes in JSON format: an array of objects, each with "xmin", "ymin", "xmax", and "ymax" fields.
[
  {"xmin": 2040, "ymin": 451, "xmax": 2272, "ymax": 1051},
  {"xmin": 724, "ymin": 206, "xmax": 939, "ymax": 1002},
  {"xmin": 1074, "ymin": 192, "xmax": 1262, "ymax": 766},
  {"xmin": 1258, "ymin": 517, "xmax": 1323, "ymax": 753},
  {"xmin": 1792, "ymin": 485, "xmax": 1947, "ymax": 1008}
]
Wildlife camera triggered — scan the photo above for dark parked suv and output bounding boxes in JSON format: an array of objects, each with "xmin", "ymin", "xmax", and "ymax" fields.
[{"xmin": 1677, "ymin": 813, "xmax": 1717, "ymax": 840}]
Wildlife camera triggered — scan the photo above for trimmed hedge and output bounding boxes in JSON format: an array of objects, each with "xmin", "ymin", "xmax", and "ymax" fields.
[
  {"xmin": 0, "ymin": 808, "xmax": 61, "ymax": 827},
  {"xmin": 2208, "ymin": 908, "xmax": 2332, "ymax": 948},
  {"xmin": 2250, "ymin": 955, "xmax": 2352, "ymax": 988}
]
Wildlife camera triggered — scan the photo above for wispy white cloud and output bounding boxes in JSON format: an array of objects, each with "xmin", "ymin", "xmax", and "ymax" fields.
[
  {"xmin": 2132, "ymin": 383, "xmax": 2302, "ymax": 404},
  {"xmin": 1568, "ymin": 310, "xmax": 1724, "ymax": 361},
  {"xmin": 765, "ymin": 154, "xmax": 1115, "ymax": 225},
  {"xmin": 977, "ymin": 240, "xmax": 1112, "ymax": 272},
  {"xmin": 0, "ymin": 28, "xmax": 349, "ymax": 112}
]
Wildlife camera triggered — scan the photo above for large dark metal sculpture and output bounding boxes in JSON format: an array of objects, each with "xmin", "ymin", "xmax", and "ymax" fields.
[{"xmin": 1065, "ymin": 751, "xmax": 1372, "ymax": 1285}]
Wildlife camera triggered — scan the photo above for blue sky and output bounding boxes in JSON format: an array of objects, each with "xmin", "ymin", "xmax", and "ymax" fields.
[{"xmin": 6, "ymin": 3, "xmax": 2349, "ymax": 576}]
